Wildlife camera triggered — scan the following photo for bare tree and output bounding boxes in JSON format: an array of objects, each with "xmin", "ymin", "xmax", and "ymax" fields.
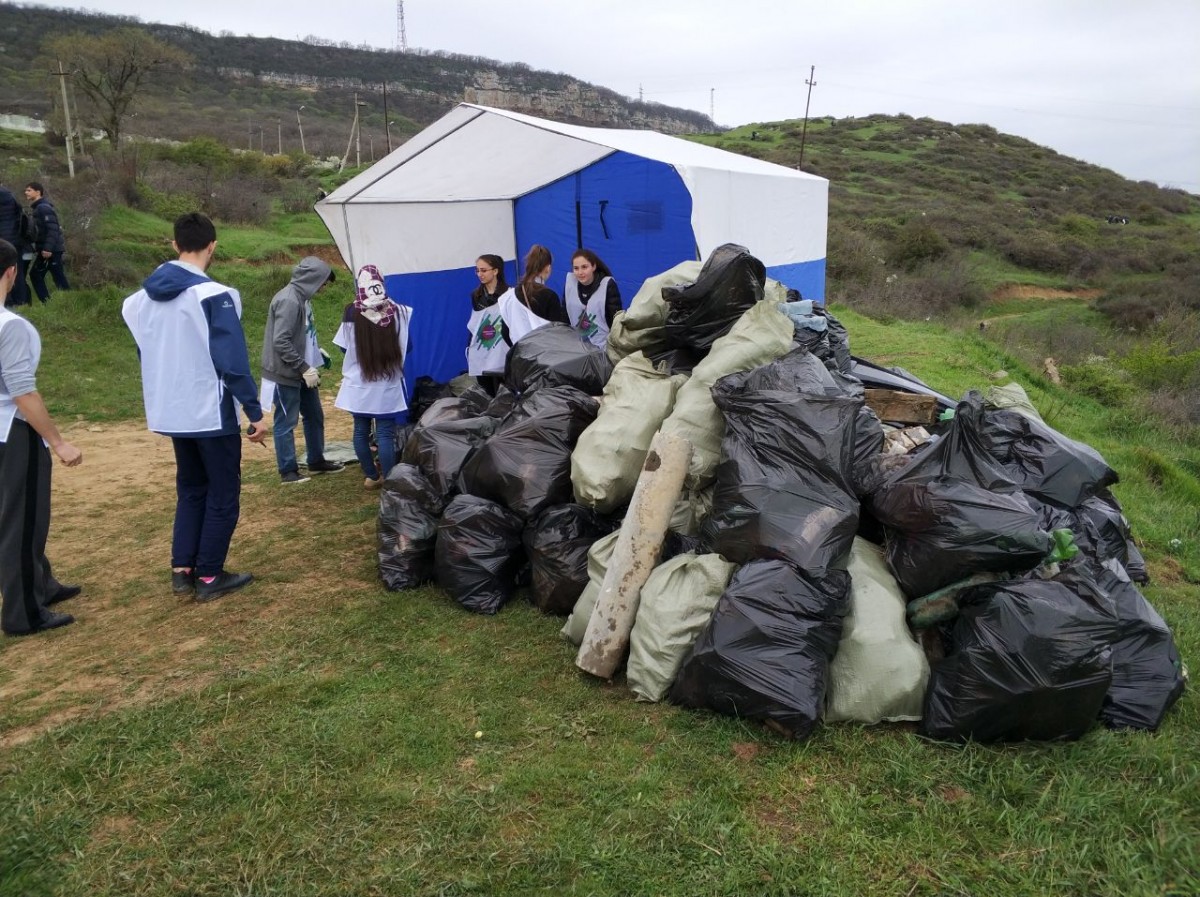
[{"xmin": 44, "ymin": 28, "xmax": 190, "ymax": 147}]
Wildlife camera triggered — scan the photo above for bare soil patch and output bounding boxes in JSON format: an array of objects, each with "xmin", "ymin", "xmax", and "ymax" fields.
[
  {"xmin": 990, "ymin": 284, "xmax": 1102, "ymax": 302},
  {"xmin": 0, "ymin": 400, "xmax": 370, "ymax": 748}
]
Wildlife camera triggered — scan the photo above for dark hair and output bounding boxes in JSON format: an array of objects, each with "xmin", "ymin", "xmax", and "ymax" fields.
[
  {"xmin": 518, "ymin": 244, "xmax": 552, "ymax": 305},
  {"xmin": 0, "ymin": 239, "xmax": 16, "ymax": 278},
  {"xmin": 25, "ymin": 181, "xmax": 44, "ymax": 196},
  {"xmin": 470, "ymin": 253, "xmax": 507, "ymax": 304},
  {"xmin": 353, "ymin": 305, "xmax": 406, "ymax": 382},
  {"xmin": 571, "ymin": 248, "xmax": 613, "ymax": 280},
  {"xmin": 173, "ymin": 212, "xmax": 217, "ymax": 252}
]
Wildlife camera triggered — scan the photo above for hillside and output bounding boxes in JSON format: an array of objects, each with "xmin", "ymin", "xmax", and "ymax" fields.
[{"xmin": 0, "ymin": 3, "xmax": 713, "ymax": 155}]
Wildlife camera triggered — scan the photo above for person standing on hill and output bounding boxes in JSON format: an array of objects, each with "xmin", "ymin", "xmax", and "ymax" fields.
[
  {"xmin": 24, "ymin": 182, "xmax": 69, "ymax": 302},
  {"xmin": 498, "ymin": 244, "xmax": 567, "ymax": 344},
  {"xmin": 333, "ymin": 265, "xmax": 414, "ymax": 488},
  {"xmin": 466, "ymin": 253, "xmax": 508, "ymax": 395},
  {"xmin": 122, "ymin": 212, "xmax": 268, "ymax": 602},
  {"xmin": 0, "ymin": 186, "xmax": 32, "ymax": 307},
  {"xmin": 0, "ymin": 237, "xmax": 83, "ymax": 636},
  {"xmin": 261, "ymin": 256, "xmax": 345, "ymax": 484},
  {"xmin": 564, "ymin": 248, "xmax": 621, "ymax": 349}
]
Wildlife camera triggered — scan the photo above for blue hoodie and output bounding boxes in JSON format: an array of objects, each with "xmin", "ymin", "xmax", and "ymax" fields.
[{"xmin": 122, "ymin": 260, "xmax": 263, "ymax": 437}]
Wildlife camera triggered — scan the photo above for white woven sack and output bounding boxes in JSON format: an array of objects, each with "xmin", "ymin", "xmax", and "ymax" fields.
[{"xmin": 560, "ymin": 530, "xmax": 621, "ymax": 646}]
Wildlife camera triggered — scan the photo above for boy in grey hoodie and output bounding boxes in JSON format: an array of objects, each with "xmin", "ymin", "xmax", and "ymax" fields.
[{"xmin": 261, "ymin": 256, "xmax": 344, "ymax": 483}]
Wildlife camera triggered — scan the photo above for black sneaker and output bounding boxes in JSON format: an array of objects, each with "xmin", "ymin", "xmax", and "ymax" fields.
[
  {"xmin": 172, "ymin": 570, "xmax": 195, "ymax": 595},
  {"xmin": 48, "ymin": 583, "xmax": 82, "ymax": 605},
  {"xmin": 4, "ymin": 611, "xmax": 75, "ymax": 636},
  {"xmin": 280, "ymin": 471, "xmax": 311, "ymax": 484},
  {"xmin": 306, "ymin": 459, "xmax": 345, "ymax": 474},
  {"xmin": 195, "ymin": 571, "xmax": 253, "ymax": 603}
]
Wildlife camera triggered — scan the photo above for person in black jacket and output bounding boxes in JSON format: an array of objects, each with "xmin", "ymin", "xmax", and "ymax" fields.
[
  {"xmin": 24, "ymin": 182, "xmax": 70, "ymax": 302},
  {"xmin": 497, "ymin": 243, "xmax": 568, "ymax": 344},
  {"xmin": 0, "ymin": 186, "xmax": 31, "ymax": 307}
]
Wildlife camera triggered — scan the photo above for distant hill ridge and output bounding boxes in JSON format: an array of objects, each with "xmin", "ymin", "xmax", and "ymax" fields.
[{"xmin": 0, "ymin": 3, "xmax": 713, "ymax": 154}]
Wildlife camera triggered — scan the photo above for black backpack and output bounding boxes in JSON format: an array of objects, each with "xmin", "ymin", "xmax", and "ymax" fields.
[{"xmin": 19, "ymin": 208, "xmax": 39, "ymax": 247}]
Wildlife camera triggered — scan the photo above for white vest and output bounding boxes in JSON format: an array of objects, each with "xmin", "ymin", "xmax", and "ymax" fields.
[
  {"xmin": 498, "ymin": 287, "xmax": 554, "ymax": 344},
  {"xmin": 564, "ymin": 274, "xmax": 612, "ymax": 349},
  {"xmin": 333, "ymin": 302, "xmax": 413, "ymax": 415},
  {"xmin": 0, "ymin": 308, "xmax": 40, "ymax": 443},
  {"xmin": 466, "ymin": 301, "xmax": 509, "ymax": 375}
]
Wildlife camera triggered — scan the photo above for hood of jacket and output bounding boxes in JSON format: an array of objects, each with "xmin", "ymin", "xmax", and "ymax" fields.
[
  {"xmin": 142, "ymin": 260, "xmax": 211, "ymax": 302},
  {"xmin": 287, "ymin": 256, "xmax": 334, "ymax": 302}
]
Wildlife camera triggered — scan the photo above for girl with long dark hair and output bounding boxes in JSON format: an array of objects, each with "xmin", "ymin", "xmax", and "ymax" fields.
[
  {"xmin": 467, "ymin": 253, "xmax": 508, "ymax": 394},
  {"xmin": 498, "ymin": 243, "xmax": 567, "ymax": 343},
  {"xmin": 564, "ymin": 248, "xmax": 621, "ymax": 348},
  {"xmin": 333, "ymin": 265, "xmax": 414, "ymax": 488}
]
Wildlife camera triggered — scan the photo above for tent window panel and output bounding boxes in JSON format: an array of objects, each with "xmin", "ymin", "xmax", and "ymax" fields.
[{"xmin": 626, "ymin": 201, "xmax": 664, "ymax": 234}]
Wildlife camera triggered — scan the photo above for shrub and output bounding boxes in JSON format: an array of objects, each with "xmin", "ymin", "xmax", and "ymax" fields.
[
  {"xmin": 1121, "ymin": 339, "xmax": 1200, "ymax": 391},
  {"xmin": 887, "ymin": 218, "xmax": 949, "ymax": 271},
  {"xmin": 1060, "ymin": 356, "xmax": 1134, "ymax": 406}
]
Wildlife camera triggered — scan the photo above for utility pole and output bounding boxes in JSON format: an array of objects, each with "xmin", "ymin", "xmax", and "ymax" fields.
[
  {"xmin": 69, "ymin": 81, "xmax": 84, "ymax": 155},
  {"xmin": 638, "ymin": 83, "xmax": 643, "ymax": 103},
  {"xmin": 382, "ymin": 81, "xmax": 392, "ymax": 153},
  {"xmin": 709, "ymin": 87, "xmax": 715, "ymax": 123},
  {"xmin": 248, "ymin": 113, "xmax": 253, "ymax": 151},
  {"xmin": 51, "ymin": 59, "xmax": 75, "ymax": 178},
  {"xmin": 277, "ymin": 119, "xmax": 282, "ymax": 155},
  {"xmin": 341, "ymin": 92, "xmax": 361, "ymax": 171},
  {"xmin": 798, "ymin": 65, "xmax": 817, "ymax": 170},
  {"xmin": 296, "ymin": 105, "xmax": 306, "ymax": 155}
]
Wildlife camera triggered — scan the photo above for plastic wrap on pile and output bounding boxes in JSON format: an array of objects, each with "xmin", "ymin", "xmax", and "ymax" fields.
[
  {"xmin": 1055, "ymin": 558, "xmax": 1185, "ymax": 731},
  {"xmin": 435, "ymin": 495, "xmax": 525, "ymax": 615},
  {"xmin": 670, "ymin": 560, "xmax": 850, "ymax": 741},
  {"xmin": 522, "ymin": 504, "xmax": 617, "ymax": 615},
  {"xmin": 661, "ymin": 243, "xmax": 766, "ymax": 355},
  {"xmin": 504, "ymin": 323, "xmax": 613, "ymax": 396},
  {"xmin": 571, "ymin": 351, "xmax": 687, "ymax": 514},
  {"xmin": 403, "ymin": 415, "xmax": 497, "ymax": 497},
  {"xmin": 607, "ymin": 260, "xmax": 704, "ymax": 367},
  {"xmin": 377, "ymin": 463, "xmax": 446, "ymax": 590},
  {"xmin": 1029, "ymin": 492, "xmax": 1149, "ymax": 585},
  {"xmin": 703, "ymin": 348, "xmax": 863, "ymax": 580},
  {"xmin": 920, "ymin": 579, "xmax": 1115, "ymax": 743},
  {"xmin": 459, "ymin": 386, "xmax": 598, "ymax": 520},
  {"xmin": 660, "ymin": 298, "xmax": 795, "ymax": 490},
  {"xmin": 978, "ymin": 406, "xmax": 1118, "ymax": 509}
]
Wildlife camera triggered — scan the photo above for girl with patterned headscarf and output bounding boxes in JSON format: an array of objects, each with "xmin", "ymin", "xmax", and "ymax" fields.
[{"xmin": 332, "ymin": 265, "xmax": 414, "ymax": 488}]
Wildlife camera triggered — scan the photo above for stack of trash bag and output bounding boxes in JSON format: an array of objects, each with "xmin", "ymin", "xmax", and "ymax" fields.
[{"xmin": 374, "ymin": 246, "xmax": 1184, "ymax": 745}]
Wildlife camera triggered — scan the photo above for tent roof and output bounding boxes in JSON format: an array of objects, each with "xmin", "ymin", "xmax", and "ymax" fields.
[{"xmin": 325, "ymin": 103, "xmax": 825, "ymax": 205}]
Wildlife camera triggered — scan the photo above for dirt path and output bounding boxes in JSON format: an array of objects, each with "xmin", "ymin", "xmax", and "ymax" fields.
[{"xmin": 0, "ymin": 402, "xmax": 367, "ymax": 748}]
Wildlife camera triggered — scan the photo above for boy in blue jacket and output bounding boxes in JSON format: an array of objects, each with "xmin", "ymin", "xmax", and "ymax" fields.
[{"xmin": 122, "ymin": 212, "xmax": 268, "ymax": 602}]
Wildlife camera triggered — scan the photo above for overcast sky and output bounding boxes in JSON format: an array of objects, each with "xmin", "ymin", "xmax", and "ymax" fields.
[{"xmin": 35, "ymin": 0, "xmax": 1200, "ymax": 190}]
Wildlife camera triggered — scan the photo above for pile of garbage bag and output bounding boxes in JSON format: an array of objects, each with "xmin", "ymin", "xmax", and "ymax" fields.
[{"xmin": 376, "ymin": 244, "xmax": 1185, "ymax": 743}]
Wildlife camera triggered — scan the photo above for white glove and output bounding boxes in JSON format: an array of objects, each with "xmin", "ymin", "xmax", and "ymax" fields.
[{"xmin": 302, "ymin": 366, "xmax": 321, "ymax": 388}]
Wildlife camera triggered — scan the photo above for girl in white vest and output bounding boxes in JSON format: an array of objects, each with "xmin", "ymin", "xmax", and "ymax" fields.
[
  {"xmin": 465, "ymin": 253, "xmax": 508, "ymax": 395},
  {"xmin": 333, "ymin": 264, "xmax": 413, "ymax": 489},
  {"xmin": 564, "ymin": 248, "xmax": 622, "ymax": 349},
  {"xmin": 497, "ymin": 243, "xmax": 567, "ymax": 344}
]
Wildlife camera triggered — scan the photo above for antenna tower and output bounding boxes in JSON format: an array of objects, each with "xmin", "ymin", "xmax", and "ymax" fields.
[{"xmin": 395, "ymin": 0, "xmax": 408, "ymax": 52}]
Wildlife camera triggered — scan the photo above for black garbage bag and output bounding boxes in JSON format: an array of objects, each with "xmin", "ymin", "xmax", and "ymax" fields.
[
  {"xmin": 377, "ymin": 464, "xmax": 446, "ymax": 590},
  {"xmin": 409, "ymin": 376, "xmax": 455, "ymax": 422},
  {"xmin": 388, "ymin": 423, "xmax": 417, "ymax": 475},
  {"xmin": 662, "ymin": 243, "xmax": 766, "ymax": 355},
  {"xmin": 870, "ymin": 393, "xmax": 1052, "ymax": 597},
  {"xmin": 920, "ymin": 579, "xmax": 1114, "ymax": 743},
  {"xmin": 786, "ymin": 296, "xmax": 852, "ymax": 376},
  {"xmin": 484, "ymin": 385, "xmax": 518, "ymax": 420},
  {"xmin": 435, "ymin": 495, "xmax": 526, "ymax": 615},
  {"xmin": 670, "ymin": 560, "xmax": 850, "ymax": 740},
  {"xmin": 505, "ymin": 323, "xmax": 613, "ymax": 396},
  {"xmin": 522, "ymin": 504, "xmax": 616, "ymax": 615},
  {"xmin": 703, "ymin": 349, "xmax": 862, "ymax": 579},
  {"xmin": 1055, "ymin": 559, "xmax": 1184, "ymax": 731},
  {"xmin": 979, "ymin": 407, "xmax": 1118, "ymax": 509},
  {"xmin": 1075, "ymin": 492, "xmax": 1150, "ymax": 583},
  {"xmin": 402, "ymin": 415, "xmax": 497, "ymax": 497},
  {"xmin": 850, "ymin": 405, "xmax": 885, "ymax": 497},
  {"xmin": 459, "ymin": 386, "xmax": 599, "ymax": 519}
]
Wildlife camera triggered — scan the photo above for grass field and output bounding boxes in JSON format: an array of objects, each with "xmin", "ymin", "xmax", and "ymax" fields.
[{"xmin": 0, "ymin": 212, "xmax": 1197, "ymax": 896}]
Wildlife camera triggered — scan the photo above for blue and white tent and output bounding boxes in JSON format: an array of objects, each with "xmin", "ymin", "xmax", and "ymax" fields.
[{"xmin": 316, "ymin": 103, "xmax": 828, "ymax": 385}]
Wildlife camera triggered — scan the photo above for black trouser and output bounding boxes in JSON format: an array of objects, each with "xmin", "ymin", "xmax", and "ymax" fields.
[
  {"xmin": 0, "ymin": 420, "xmax": 61, "ymax": 634},
  {"xmin": 30, "ymin": 252, "xmax": 70, "ymax": 302},
  {"xmin": 6, "ymin": 257, "xmax": 31, "ymax": 307}
]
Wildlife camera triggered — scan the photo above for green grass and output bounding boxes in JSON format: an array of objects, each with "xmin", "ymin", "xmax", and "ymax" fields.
[{"xmin": 2, "ymin": 211, "xmax": 1198, "ymax": 896}]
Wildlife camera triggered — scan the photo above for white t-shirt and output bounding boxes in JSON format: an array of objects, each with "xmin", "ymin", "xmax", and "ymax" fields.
[{"xmin": 333, "ymin": 302, "xmax": 413, "ymax": 416}]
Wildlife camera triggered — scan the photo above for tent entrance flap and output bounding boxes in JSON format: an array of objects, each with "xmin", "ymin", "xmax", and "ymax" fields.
[{"xmin": 514, "ymin": 152, "xmax": 696, "ymax": 308}]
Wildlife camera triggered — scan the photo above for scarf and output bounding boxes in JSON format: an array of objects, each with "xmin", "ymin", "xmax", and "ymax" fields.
[{"xmin": 354, "ymin": 264, "xmax": 396, "ymax": 327}]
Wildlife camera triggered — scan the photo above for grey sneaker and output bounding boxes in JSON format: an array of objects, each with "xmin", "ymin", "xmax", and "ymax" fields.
[
  {"xmin": 306, "ymin": 459, "xmax": 345, "ymax": 474},
  {"xmin": 281, "ymin": 471, "xmax": 311, "ymax": 484},
  {"xmin": 172, "ymin": 570, "xmax": 195, "ymax": 595}
]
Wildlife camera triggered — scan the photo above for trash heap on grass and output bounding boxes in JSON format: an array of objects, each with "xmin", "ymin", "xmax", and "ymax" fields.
[{"xmin": 377, "ymin": 244, "xmax": 1186, "ymax": 743}]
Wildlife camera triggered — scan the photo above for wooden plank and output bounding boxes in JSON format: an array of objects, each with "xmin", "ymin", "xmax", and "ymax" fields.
[{"xmin": 865, "ymin": 389, "xmax": 938, "ymax": 425}]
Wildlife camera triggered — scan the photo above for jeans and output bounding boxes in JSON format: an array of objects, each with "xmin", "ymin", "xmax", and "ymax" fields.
[
  {"xmin": 29, "ymin": 252, "xmax": 69, "ymax": 302},
  {"xmin": 272, "ymin": 383, "xmax": 325, "ymax": 476},
  {"xmin": 353, "ymin": 412, "xmax": 408, "ymax": 480},
  {"xmin": 171, "ymin": 434, "xmax": 242, "ymax": 578}
]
